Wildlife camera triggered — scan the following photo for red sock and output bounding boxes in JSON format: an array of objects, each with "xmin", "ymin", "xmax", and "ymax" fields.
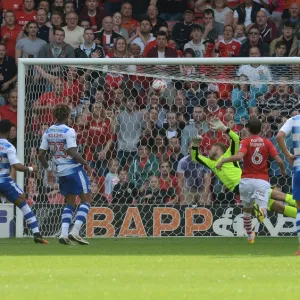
[{"xmin": 243, "ymin": 212, "xmax": 252, "ymax": 235}]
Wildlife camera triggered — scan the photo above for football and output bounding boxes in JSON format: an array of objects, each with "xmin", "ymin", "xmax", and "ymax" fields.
[{"xmin": 152, "ymin": 79, "xmax": 167, "ymax": 95}]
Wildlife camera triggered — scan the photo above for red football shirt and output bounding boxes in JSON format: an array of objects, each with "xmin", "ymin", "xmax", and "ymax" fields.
[
  {"xmin": 1, "ymin": 0, "xmax": 23, "ymax": 12},
  {"xmin": 34, "ymin": 92, "xmax": 67, "ymax": 125},
  {"xmin": 1, "ymin": 26, "xmax": 21, "ymax": 57},
  {"xmin": 219, "ymin": 39, "xmax": 241, "ymax": 57},
  {"xmin": 63, "ymin": 79, "xmax": 81, "ymax": 107},
  {"xmin": 14, "ymin": 10, "xmax": 36, "ymax": 27},
  {"xmin": 239, "ymin": 135, "xmax": 278, "ymax": 181},
  {"xmin": 0, "ymin": 105, "xmax": 17, "ymax": 126}
]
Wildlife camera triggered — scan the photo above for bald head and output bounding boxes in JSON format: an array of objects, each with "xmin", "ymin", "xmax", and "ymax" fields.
[
  {"xmin": 289, "ymin": 3, "xmax": 300, "ymax": 19},
  {"xmin": 256, "ymin": 10, "xmax": 268, "ymax": 26},
  {"xmin": 103, "ymin": 16, "xmax": 113, "ymax": 32}
]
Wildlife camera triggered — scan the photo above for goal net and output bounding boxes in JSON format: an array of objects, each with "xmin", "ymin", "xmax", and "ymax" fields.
[{"xmin": 10, "ymin": 57, "xmax": 299, "ymax": 238}]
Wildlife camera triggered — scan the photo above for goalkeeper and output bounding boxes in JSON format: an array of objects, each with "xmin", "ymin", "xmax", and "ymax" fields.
[{"xmin": 190, "ymin": 117, "xmax": 296, "ymax": 222}]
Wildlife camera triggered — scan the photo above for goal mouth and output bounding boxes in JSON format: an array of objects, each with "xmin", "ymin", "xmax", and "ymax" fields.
[{"xmin": 11, "ymin": 57, "xmax": 297, "ymax": 238}]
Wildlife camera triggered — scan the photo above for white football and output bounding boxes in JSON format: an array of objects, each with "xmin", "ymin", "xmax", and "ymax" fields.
[{"xmin": 152, "ymin": 79, "xmax": 167, "ymax": 95}]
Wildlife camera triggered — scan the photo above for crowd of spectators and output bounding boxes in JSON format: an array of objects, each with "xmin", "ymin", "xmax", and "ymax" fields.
[{"xmin": 0, "ymin": 0, "xmax": 298, "ymax": 206}]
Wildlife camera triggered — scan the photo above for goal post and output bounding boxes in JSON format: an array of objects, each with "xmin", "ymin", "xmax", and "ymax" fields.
[{"xmin": 14, "ymin": 57, "xmax": 300, "ymax": 238}]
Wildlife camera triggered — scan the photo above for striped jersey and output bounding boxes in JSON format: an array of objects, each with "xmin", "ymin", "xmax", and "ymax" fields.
[
  {"xmin": 280, "ymin": 115, "xmax": 300, "ymax": 159},
  {"xmin": 0, "ymin": 139, "xmax": 20, "ymax": 182},
  {"xmin": 40, "ymin": 124, "xmax": 80, "ymax": 176}
]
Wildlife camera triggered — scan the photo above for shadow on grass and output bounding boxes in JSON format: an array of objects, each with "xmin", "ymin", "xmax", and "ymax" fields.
[{"xmin": 0, "ymin": 237, "xmax": 296, "ymax": 257}]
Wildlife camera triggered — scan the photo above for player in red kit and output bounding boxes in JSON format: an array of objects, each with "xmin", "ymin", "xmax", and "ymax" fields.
[{"xmin": 216, "ymin": 118, "xmax": 286, "ymax": 244}]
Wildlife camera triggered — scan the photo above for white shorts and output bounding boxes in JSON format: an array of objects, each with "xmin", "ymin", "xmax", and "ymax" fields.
[{"xmin": 239, "ymin": 178, "xmax": 270, "ymax": 209}]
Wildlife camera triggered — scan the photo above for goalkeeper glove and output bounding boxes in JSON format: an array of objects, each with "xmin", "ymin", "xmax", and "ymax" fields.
[
  {"xmin": 209, "ymin": 117, "xmax": 227, "ymax": 132},
  {"xmin": 191, "ymin": 135, "xmax": 203, "ymax": 147}
]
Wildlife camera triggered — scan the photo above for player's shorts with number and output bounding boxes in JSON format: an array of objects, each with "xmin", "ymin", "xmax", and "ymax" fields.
[
  {"xmin": 0, "ymin": 176, "xmax": 23, "ymax": 202},
  {"xmin": 58, "ymin": 166, "xmax": 91, "ymax": 196},
  {"xmin": 239, "ymin": 178, "xmax": 270, "ymax": 209}
]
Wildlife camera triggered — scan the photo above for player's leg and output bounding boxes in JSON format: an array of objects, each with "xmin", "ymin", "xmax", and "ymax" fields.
[
  {"xmin": 0, "ymin": 179, "xmax": 49, "ymax": 244},
  {"xmin": 239, "ymin": 179, "xmax": 256, "ymax": 243},
  {"xmin": 267, "ymin": 198, "xmax": 297, "ymax": 218},
  {"xmin": 68, "ymin": 170, "xmax": 92, "ymax": 245},
  {"xmin": 270, "ymin": 189, "xmax": 296, "ymax": 207},
  {"xmin": 59, "ymin": 194, "xmax": 76, "ymax": 245}
]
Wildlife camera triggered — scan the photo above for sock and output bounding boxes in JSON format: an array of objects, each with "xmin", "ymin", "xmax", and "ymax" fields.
[
  {"xmin": 267, "ymin": 199, "xmax": 275, "ymax": 211},
  {"xmin": 17, "ymin": 200, "xmax": 39, "ymax": 234},
  {"xmin": 243, "ymin": 212, "xmax": 252, "ymax": 235},
  {"xmin": 285, "ymin": 194, "xmax": 296, "ymax": 207},
  {"xmin": 284, "ymin": 205, "xmax": 297, "ymax": 219},
  {"xmin": 72, "ymin": 203, "xmax": 91, "ymax": 235},
  {"xmin": 61, "ymin": 204, "xmax": 74, "ymax": 237},
  {"xmin": 296, "ymin": 210, "xmax": 300, "ymax": 243}
]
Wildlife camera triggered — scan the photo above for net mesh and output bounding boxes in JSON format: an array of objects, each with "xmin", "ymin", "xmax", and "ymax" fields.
[{"xmin": 15, "ymin": 60, "xmax": 298, "ymax": 237}]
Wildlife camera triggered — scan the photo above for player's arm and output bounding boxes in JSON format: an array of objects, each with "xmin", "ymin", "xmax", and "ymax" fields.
[
  {"xmin": 216, "ymin": 151, "xmax": 246, "ymax": 170},
  {"xmin": 190, "ymin": 136, "xmax": 214, "ymax": 170},
  {"xmin": 7, "ymin": 147, "xmax": 37, "ymax": 173},
  {"xmin": 38, "ymin": 134, "xmax": 51, "ymax": 170},
  {"xmin": 226, "ymin": 129, "xmax": 240, "ymax": 155},
  {"xmin": 276, "ymin": 117, "xmax": 295, "ymax": 166},
  {"xmin": 273, "ymin": 155, "xmax": 287, "ymax": 176}
]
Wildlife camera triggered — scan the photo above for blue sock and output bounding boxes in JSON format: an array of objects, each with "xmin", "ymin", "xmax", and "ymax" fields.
[
  {"xmin": 296, "ymin": 210, "xmax": 300, "ymax": 243},
  {"xmin": 72, "ymin": 203, "xmax": 91, "ymax": 235},
  {"xmin": 18, "ymin": 200, "xmax": 39, "ymax": 234},
  {"xmin": 61, "ymin": 204, "xmax": 74, "ymax": 237}
]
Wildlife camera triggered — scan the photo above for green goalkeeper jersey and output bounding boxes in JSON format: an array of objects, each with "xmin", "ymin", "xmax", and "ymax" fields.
[{"xmin": 191, "ymin": 129, "xmax": 241, "ymax": 192}]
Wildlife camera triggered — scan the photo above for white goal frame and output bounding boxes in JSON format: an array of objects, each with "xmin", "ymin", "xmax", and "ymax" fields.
[{"xmin": 15, "ymin": 57, "xmax": 300, "ymax": 237}]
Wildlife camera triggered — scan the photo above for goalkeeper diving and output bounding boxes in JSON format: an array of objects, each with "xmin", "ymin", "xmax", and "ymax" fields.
[{"xmin": 190, "ymin": 117, "xmax": 296, "ymax": 221}]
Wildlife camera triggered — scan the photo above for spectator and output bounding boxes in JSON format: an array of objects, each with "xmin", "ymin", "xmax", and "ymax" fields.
[
  {"xmin": 15, "ymin": 21, "xmax": 47, "ymax": 61},
  {"xmin": 146, "ymin": 31, "xmax": 178, "ymax": 57},
  {"xmin": 94, "ymin": 16, "xmax": 122, "ymax": 54},
  {"xmin": 129, "ymin": 143, "xmax": 160, "ymax": 191},
  {"xmin": 270, "ymin": 21, "xmax": 299, "ymax": 57},
  {"xmin": 183, "ymin": 24, "xmax": 206, "ymax": 57},
  {"xmin": 112, "ymin": 168, "xmax": 138, "ymax": 204},
  {"xmin": 269, "ymin": 0, "xmax": 285, "ymax": 28},
  {"xmin": 75, "ymin": 28, "xmax": 105, "ymax": 58},
  {"xmin": 52, "ymin": 0, "xmax": 64, "ymax": 11},
  {"xmin": 112, "ymin": 12, "xmax": 129, "ymax": 39},
  {"xmin": 121, "ymin": 1, "xmax": 139, "ymax": 37},
  {"xmin": 211, "ymin": 0, "xmax": 234, "ymax": 25},
  {"xmin": 232, "ymin": 74, "xmax": 267, "ymax": 125},
  {"xmin": 279, "ymin": 3, "xmax": 300, "ymax": 39},
  {"xmin": 80, "ymin": 19, "xmax": 91, "ymax": 29},
  {"xmin": 237, "ymin": 46, "xmax": 272, "ymax": 88},
  {"xmin": 116, "ymin": 93, "xmax": 146, "ymax": 167},
  {"xmin": 250, "ymin": 9, "xmax": 278, "ymax": 44},
  {"xmin": 147, "ymin": 4, "xmax": 167, "ymax": 35},
  {"xmin": 203, "ymin": 90, "xmax": 226, "ymax": 119},
  {"xmin": 107, "ymin": 36, "xmax": 131, "ymax": 57},
  {"xmin": 239, "ymin": 26, "xmax": 269, "ymax": 57},
  {"xmin": 270, "ymin": 41, "xmax": 290, "ymax": 78},
  {"xmin": 177, "ymin": 143, "xmax": 212, "ymax": 205},
  {"xmin": 201, "ymin": 9, "xmax": 224, "ymax": 42},
  {"xmin": 158, "ymin": 160, "xmax": 179, "ymax": 204},
  {"xmin": 38, "ymin": 28, "xmax": 75, "ymax": 58},
  {"xmin": 130, "ymin": 18, "xmax": 156, "ymax": 54},
  {"xmin": 38, "ymin": 0, "xmax": 50, "ymax": 17},
  {"xmin": 158, "ymin": 0, "xmax": 189, "ymax": 21},
  {"xmin": 0, "ymin": 0, "xmax": 23, "ymax": 13},
  {"xmin": 0, "ymin": 44, "xmax": 17, "ymax": 95},
  {"xmin": 15, "ymin": 0, "xmax": 37, "ymax": 28},
  {"xmin": 79, "ymin": 0, "xmax": 104, "ymax": 32},
  {"xmin": 172, "ymin": 9, "xmax": 195, "ymax": 49},
  {"xmin": 91, "ymin": 181, "xmax": 108, "ymax": 206},
  {"xmin": 130, "ymin": 43, "xmax": 142, "ymax": 57},
  {"xmin": 180, "ymin": 48, "xmax": 197, "ymax": 76},
  {"xmin": 85, "ymin": 102, "xmax": 116, "ymax": 176},
  {"xmin": 163, "ymin": 111, "xmax": 185, "ymax": 140},
  {"xmin": 233, "ymin": 0, "xmax": 263, "ymax": 30},
  {"xmin": 50, "ymin": 11, "xmax": 63, "ymax": 30},
  {"xmin": 214, "ymin": 25, "xmax": 241, "ymax": 57},
  {"xmin": 1, "ymin": 11, "xmax": 21, "ymax": 58},
  {"xmin": 171, "ymin": 90, "xmax": 190, "ymax": 123},
  {"xmin": 104, "ymin": 158, "xmax": 120, "ymax": 203},
  {"xmin": 181, "ymin": 106, "xmax": 208, "ymax": 155},
  {"xmin": 234, "ymin": 23, "xmax": 247, "ymax": 43},
  {"xmin": 144, "ymin": 94, "xmax": 167, "ymax": 128},
  {"xmin": 62, "ymin": 12, "xmax": 84, "ymax": 48},
  {"xmin": 64, "ymin": 1, "xmax": 75, "ymax": 15},
  {"xmin": 0, "ymin": 90, "xmax": 18, "ymax": 126},
  {"xmin": 165, "ymin": 137, "xmax": 185, "ymax": 172}
]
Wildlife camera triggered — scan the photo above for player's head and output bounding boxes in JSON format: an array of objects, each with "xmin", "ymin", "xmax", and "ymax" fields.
[
  {"xmin": 52, "ymin": 103, "xmax": 71, "ymax": 123},
  {"xmin": 247, "ymin": 118, "xmax": 261, "ymax": 135},
  {"xmin": 0, "ymin": 119, "xmax": 13, "ymax": 138},
  {"xmin": 209, "ymin": 143, "xmax": 227, "ymax": 160}
]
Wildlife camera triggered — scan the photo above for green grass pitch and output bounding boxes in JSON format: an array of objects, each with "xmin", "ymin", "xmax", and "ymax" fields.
[{"xmin": 1, "ymin": 237, "xmax": 300, "ymax": 300}]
